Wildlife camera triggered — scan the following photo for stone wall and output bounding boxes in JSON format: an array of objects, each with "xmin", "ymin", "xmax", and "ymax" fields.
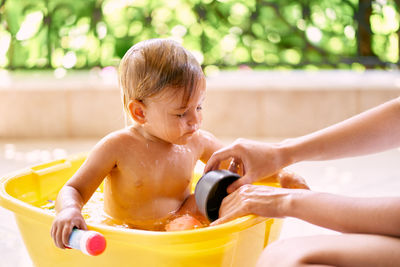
[{"xmin": 1, "ymin": 70, "xmax": 399, "ymax": 139}]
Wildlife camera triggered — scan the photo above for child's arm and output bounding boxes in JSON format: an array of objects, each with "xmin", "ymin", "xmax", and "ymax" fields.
[
  {"xmin": 213, "ymin": 185, "xmax": 400, "ymax": 237},
  {"xmin": 197, "ymin": 130, "xmax": 230, "ymax": 169},
  {"xmin": 51, "ymin": 135, "xmax": 118, "ymax": 249}
]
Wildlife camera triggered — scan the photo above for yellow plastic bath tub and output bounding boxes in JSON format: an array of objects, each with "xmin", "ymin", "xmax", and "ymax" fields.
[{"xmin": 0, "ymin": 153, "xmax": 282, "ymax": 267}]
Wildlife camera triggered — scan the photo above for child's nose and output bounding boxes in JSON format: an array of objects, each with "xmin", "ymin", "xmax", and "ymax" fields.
[{"xmin": 187, "ymin": 110, "xmax": 201, "ymax": 126}]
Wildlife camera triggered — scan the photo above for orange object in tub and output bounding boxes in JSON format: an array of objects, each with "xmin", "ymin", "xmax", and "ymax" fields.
[
  {"xmin": 165, "ymin": 214, "xmax": 204, "ymax": 231},
  {"xmin": 0, "ymin": 153, "xmax": 283, "ymax": 267}
]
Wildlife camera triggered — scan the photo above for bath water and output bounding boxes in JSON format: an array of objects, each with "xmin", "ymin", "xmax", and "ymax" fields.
[
  {"xmin": 39, "ymin": 188, "xmax": 209, "ymax": 231},
  {"xmin": 40, "ymin": 189, "xmax": 131, "ymax": 228}
]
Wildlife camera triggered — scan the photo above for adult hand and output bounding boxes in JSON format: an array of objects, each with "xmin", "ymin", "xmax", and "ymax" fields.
[
  {"xmin": 204, "ymin": 138, "xmax": 290, "ymax": 193},
  {"xmin": 210, "ymin": 184, "xmax": 292, "ymax": 226},
  {"xmin": 211, "ymin": 170, "xmax": 309, "ymax": 226}
]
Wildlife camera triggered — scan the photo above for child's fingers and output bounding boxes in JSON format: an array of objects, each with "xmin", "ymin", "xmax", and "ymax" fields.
[
  {"xmin": 51, "ymin": 224, "xmax": 58, "ymax": 247},
  {"xmin": 50, "ymin": 224, "xmax": 56, "ymax": 244},
  {"xmin": 62, "ymin": 225, "xmax": 73, "ymax": 248},
  {"xmin": 278, "ymin": 170, "xmax": 310, "ymax": 190},
  {"xmin": 294, "ymin": 182, "xmax": 310, "ymax": 190},
  {"xmin": 79, "ymin": 220, "xmax": 88, "ymax": 231},
  {"xmin": 52, "ymin": 224, "xmax": 65, "ymax": 249},
  {"xmin": 55, "ymin": 225, "xmax": 64, "ymax": 249}
]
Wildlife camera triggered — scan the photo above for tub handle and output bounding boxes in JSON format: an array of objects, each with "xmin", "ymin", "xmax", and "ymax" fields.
[{"xmin": 32, "ymin": 160, "xmax": 72, "ymax": 176}]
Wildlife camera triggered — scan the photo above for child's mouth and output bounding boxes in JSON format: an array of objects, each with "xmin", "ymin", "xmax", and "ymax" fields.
[{"xmin": 186, "ymin": 130, "xmax": 196, "ymax": 136}]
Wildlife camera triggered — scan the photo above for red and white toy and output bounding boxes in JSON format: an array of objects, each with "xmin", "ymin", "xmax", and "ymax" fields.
[{"xmin": 67, "ymin": 229, "xmax": 106, "ymax": 256}]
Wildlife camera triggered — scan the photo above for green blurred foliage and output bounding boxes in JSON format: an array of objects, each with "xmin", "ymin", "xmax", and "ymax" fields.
[{"xmin": 0, "ymin": 0, "xmax": 398, "ymax": 71}]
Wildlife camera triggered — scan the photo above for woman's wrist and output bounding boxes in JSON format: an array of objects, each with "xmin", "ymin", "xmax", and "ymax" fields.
[
  {"xmin": 277, "ymin": 137, "xmax": 305, "ymax": 167},
  {"xmin": 281, "ymin": 189, "xmax": 314, "ymax": 218}
]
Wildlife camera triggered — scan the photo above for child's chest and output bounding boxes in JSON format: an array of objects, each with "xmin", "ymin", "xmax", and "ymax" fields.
[{"xmin": 112, "ymin": 143, "xmax": 201, "ymax": 198}]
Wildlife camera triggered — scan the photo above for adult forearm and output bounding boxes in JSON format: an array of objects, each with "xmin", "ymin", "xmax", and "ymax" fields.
[
  {"xmin": 286, "ymin": 190, "xmax": 400, "ymax": 237},
  {"xmin": 280, "ymin": 97, "xmax": 400, "ymax": 164}
]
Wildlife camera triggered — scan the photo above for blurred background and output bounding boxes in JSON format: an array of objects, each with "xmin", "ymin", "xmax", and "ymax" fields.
[
  {"xmin": 0, "ymin": 0, "xmax": 399, "ymax": 139},
  {"xmin": 0, "ymin": 1, "xmax": 399, "ymax": 266},
  {"xmin": 0, "ymin": 0, "xmax": 399, "ymax": 71}
]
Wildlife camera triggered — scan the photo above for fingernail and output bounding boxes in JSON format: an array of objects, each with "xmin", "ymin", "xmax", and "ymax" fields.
[{"xmin": 210, "ymin": 221, "xmax": 219, "ymax": 226}]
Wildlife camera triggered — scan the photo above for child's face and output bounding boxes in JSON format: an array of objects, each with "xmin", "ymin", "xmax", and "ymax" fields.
[{"xmin": 142, "ymin": 81, "xmax": 206, "ymax": 145}]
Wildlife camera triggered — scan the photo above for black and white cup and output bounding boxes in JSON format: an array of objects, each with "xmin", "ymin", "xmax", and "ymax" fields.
[{"xmin": 194, "ymin": 170, "xmax": 240, "ymax": 222}]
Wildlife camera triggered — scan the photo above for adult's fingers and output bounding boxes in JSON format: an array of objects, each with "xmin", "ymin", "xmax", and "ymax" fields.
[
  {"xmin": 228, "ymin": 158, "xmax": 242, "ymax": 173},
  {"xmin": 226, "ymin": 175, "xmax": 253, "ymax": 193},
  {"xmin": 210, "ymin": 204, "xmax": 246, "ymax": 226},
  {"xmin": 210, "ymin": 211, "xmax": 238, "ymax": 226},
  {"xmin": 204, "ymin": 147, "xmax": 239, "ymax": 173}
]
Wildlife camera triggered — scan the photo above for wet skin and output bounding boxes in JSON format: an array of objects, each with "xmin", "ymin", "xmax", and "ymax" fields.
[{"xmin": 52, "ymin": 83, "xmax": 227, "ymax": 248}]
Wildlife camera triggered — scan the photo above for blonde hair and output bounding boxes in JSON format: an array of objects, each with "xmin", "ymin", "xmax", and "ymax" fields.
[{"xmin": 119, "ymin": 39, "xmax": 204, "ymax": 120}]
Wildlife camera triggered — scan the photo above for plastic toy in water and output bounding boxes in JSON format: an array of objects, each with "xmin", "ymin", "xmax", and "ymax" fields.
[
  {"xmin": 67, "ymin": 228, "xmax": 106, "ymax": 256},
  {"xmin": 0, "ymin": 153, "xmax": 283, "ymax": 267}
]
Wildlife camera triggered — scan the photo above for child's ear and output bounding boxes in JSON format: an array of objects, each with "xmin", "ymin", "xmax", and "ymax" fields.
[{"xmin": 128, "ymin": 99, "xmax": 146, "ymax": 124}]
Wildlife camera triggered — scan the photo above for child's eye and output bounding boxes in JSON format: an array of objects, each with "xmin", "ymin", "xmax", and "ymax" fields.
[
  {"xmin": 196, "ymin": 106, "xmax": 202, "ymax": 111},
  {"xmin": 176, "ymin": 113, "xmax": 186, "ymax": 118}
]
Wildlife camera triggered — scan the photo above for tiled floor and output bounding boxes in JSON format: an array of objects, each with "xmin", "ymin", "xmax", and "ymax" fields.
[{"xmin": 1, "ymin": 138, "xmax": 399, "ymax": 267}]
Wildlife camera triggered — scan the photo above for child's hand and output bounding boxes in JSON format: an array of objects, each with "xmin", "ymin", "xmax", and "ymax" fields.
[
  {"xmin": 276, "ymin": 169, "xmax": 310, "ymax": 189},
  {"xmin": 51, "ymin": 207, "xmax": 87, "ymax": 249},
  {"xmin": 255, "ymin": 169, "xmax": 309, "ymax": 189}
]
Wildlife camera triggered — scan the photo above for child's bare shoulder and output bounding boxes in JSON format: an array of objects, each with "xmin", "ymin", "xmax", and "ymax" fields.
[
  {"xmin": 193, "ymin": 129, "xmax": 219, "ymax": 144},
  {"xmin": 190, "ymin": 130, "xmax": 223, "ymax": 163},
  {"xmin": 195, "ymin": 129, "xmax": 217, "ymax": 140},
  {"xmin": 190, "ymin": 130, "xmax": 221, "ymax": 153},
  {"xmin": 94, "ymin": 127, "xmax": 142, "ymax": 152}
]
